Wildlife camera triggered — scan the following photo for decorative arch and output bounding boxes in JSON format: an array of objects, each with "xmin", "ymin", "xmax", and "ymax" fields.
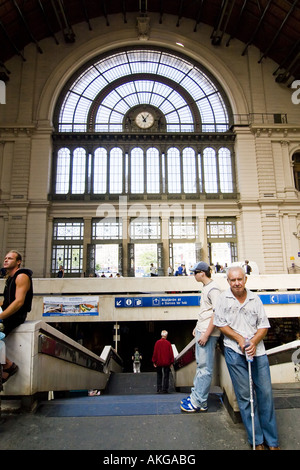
[
  {"xmin": 54, "ymin": 47, "xmax": 233, "ymax": 133},
  {"xmin": 50, "ymin": 46, "xmax": 237, "ymax": 201}
]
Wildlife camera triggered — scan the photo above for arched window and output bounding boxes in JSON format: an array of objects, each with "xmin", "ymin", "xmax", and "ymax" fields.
[
  {"xmin": 109, "ymin": 148, "xmax": 123, "ymax": 194},
  {"xmin": 146, "ymin": 147, "xmax": 160, "ymax": 193},
  {"xmin": 182, "ymin": 147, "xmax": 197, "ymax": 194},
  {"xmin": 94, "ymin": 148, "xmax": 107, "ymax": 194},
  {"xmin": 203, "ymin": 147, "xmax": 218, "ymax": 193},
  {"xmin": 167, "ymin": 147, "xmax": 181, "ymax": 194},
  {"xmin": 72, "ymin": 147, "xmax": 86, "ymax": 194},
  {"xmin": 56, "ymin": 148, "xmax": 70, "ymax": 194},
  {"xmin": 131, "ymin": 147, "xmax": 144, "ymax": 194},
  {"xmin": 52, "ymin": 47, "xmax": 236, "ymax": 200},
  {"xmin": 219, "ymin": 147, "xmax": 233, "ymax": 193},
  {"xmin": 56, "ymin": 48, "xmax": 231, "ymax": 133}
]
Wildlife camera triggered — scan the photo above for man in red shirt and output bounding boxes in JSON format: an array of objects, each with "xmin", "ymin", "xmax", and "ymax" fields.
[{"xmin": 152, "ymin": 330, "xmax": 174, "ymax": 393}]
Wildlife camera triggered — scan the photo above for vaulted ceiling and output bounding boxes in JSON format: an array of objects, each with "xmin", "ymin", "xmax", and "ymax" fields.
[{"xmin": 0, "ymin": 0, "xmax": 299, "ymax": 85}]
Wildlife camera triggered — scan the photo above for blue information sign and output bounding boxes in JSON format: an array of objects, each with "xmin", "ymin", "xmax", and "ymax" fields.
[
  {"xmin": 115, "ymin": 295, "xmax": 201, "ymax": 308},
  {"xmin": 259, "ymin": 293, "xmax": 300, "ymax": 304},
  {"xmin": 115, "ymin": 293, "xmax": 300, "ymax": 308}
]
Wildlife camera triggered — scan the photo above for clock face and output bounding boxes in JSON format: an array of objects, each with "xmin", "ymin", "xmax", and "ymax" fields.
[{"xmin": 135, "ymin": 111, "xmax": 155, "ymax": 129}]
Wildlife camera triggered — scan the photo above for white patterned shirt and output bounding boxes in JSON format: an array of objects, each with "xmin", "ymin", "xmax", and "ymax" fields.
[{"xmin": 214, "ymin": 288, "xmax": 270, "ymax": 356}]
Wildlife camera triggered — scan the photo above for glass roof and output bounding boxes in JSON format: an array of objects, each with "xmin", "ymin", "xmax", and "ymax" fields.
[{"xmin": 57, "ymin": 49, "xmax": 230, "ymax": 133}]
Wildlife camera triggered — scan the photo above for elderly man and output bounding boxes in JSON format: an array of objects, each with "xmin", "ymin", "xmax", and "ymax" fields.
[
  {"xmin": 214, "ymin": 266, "xmax": 279, "ymax": 450},
  {"xmin": 152, "ymin": 330, "xmax": 174, "ymax": 393}
]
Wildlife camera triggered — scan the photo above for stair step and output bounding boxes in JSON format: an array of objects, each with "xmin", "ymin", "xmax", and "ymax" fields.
[{"xmin": 106, "ymin": 372, "xmax": 175, "ymax": 395}]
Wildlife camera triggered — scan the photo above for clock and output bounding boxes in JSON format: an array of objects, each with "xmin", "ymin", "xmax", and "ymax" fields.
[{"xmin": 135, "ymin": 111, "xmax": 155, "ymax": 129}]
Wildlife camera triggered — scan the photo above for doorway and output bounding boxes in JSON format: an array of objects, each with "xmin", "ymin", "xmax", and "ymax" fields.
[
  {"xmin": 95, "ymin": 244, "xmax": 119, "ymax": 277},
  {"xmin": 134, "ymin": 243, "xmax": 157, "ymax": 277},
  {"xmin": 209, "ymin": 242, "xmax": 234, "ymax": 270},
  {"xmin": 171, "ymin": 242, "xmax": 197, "ymax": 275},
  {"xmin": 116, "ymin": 320, "xmax": 195, "ymax": 372}
]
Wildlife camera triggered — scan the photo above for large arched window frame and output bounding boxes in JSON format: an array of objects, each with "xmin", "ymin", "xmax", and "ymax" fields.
[
  {"xmin": 55, "ymin": 48, "xmax": 232, "ymax": 133},
  {"xmin": 51, "ymin": 47, "xmax": 236, "ymax": 201}
]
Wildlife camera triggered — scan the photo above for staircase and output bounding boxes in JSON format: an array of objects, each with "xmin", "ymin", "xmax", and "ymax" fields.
[{"xmin": 105, "ymin": 372, "xmax": 176, "ymax": 395}]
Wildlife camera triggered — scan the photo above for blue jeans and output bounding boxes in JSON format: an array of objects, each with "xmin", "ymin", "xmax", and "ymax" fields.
[
  {"xmin": 225, "ymin": 347, "xmax": 279, "ymax": 447},
  {"xmin": 190, "ymin": 331, "xmax": 218, "ymax": 408}
]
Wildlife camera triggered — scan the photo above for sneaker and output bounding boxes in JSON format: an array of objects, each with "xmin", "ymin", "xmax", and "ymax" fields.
[
  {"xmin": 199, "ymin": 406, "xmax": 208, "ymax": 412},
  {"xmin": 180, "ymin": 400, "xmax": 200, "ymax": 412},
  {"xmin": 180, "ymin": 396, "xmax": 208, "ymax": 411},
  {"xmin": 180, "ymin": 396, "xmax": 191, "ymax": 404}
]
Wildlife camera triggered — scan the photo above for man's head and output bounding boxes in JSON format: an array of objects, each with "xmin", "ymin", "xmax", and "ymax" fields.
[
  {"xmin": 190, "ymin": 261, "xmax": 211, "ymax": 280},
  {"xmin": 161, "ymin": 330, "xmax": 168, "ymax": 338},
  {"xmin": 3, "ymin": 251, "xmax": 22, "ymax": 274},
  {"xmin": 227, "ymin": 266, "xmax": 247, "ymax": 298}
]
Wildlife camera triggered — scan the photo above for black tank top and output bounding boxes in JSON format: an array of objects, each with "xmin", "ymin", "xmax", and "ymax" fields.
[{"xmin": 2, "ymin": 268, "xmax": 33, "ymax": 334}]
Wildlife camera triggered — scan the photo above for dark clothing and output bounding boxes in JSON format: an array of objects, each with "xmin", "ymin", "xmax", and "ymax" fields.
[
  {"xmin": 245, "ymin": 264, "xmax": 252, "ymax": 275},
  {"xmin": 2, "ymin": 268, "xmax": 33, "ymax": 336},
  {"xmin": 156, "ymin": 366, "xmax": 170, "ymax": 393},
  {"xmin": 152, "ymin": 338, "xmax": 174, "ymax": 367}
]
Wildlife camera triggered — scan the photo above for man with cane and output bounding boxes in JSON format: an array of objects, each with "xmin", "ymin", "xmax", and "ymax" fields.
[{"xmin": 214, "ymin": 266, "xmax": 280, "ymax": 450}]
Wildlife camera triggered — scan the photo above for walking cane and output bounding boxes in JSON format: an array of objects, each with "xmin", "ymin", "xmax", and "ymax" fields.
[{"xmin": 245, "ymin": 339, "xmax": 255, "ymax": 450}]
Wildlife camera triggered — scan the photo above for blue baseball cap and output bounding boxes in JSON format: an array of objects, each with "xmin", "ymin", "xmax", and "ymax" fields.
[{"xmin": 190, "ymin": 261, "xmax": 210, "ymax": 272}]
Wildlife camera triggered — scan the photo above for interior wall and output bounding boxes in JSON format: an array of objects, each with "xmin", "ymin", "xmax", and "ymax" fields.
[{"xmin": 0, "ymin": 13, "xmax": 299, "ymax": 275}]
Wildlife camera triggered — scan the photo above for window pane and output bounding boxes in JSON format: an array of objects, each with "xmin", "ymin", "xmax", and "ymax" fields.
[
  {"xmin": 53, "ymin": 220, "xmax": 84, "ymax": 240},
  {"xmin": 147, "ymin": 147, "xmax": 160, "ymax": 193},
  {"xmin": 94, "ymin": 148, "xmax": 107, "ymax": 194},
  {"xmin": 169, "ymin": 218, "xmax": 197, "ymax": 239},
  {"xmin": 219, "ymin": 147, "xmax": 233, "ymax": 192},
  {"xmin": 203, "ymin": 147, "xmax": 218, "ymax": 193},
  {"xmin": 52, "ymin": 244, "xmax": 83, "ymax": 273},
  {"xmin": 92, "ymin": 218, "xmax": 122, "ymax": 240},
  {"xmin": 52, "ymin": 219, "xmax": 84, "ymax": 275},
  {"xmin": 130, "ymin": 218, "xmax": 161, "ymax": 239},
  {"xmin": 167, "ymin": 147, "xmax": 181, "ymax": 193},
  {"xmin": 131, "ymin": 147, "xmax": 144, "ymax": 193},
  {"xmin": 72, "ymin": 147, "xmax": 86, "ymax": 194},
  {"xmin": 198, "ymin": 153, "xmax": 203, "ymax": 192},
  {"xmin": 56, "ymin": 148, "xmax": 70, "ymax": 194},
  {"xmin": 182, "ymin": 147, "xmax": 196, "ymax": 193},
  {"xmin": 207, "ymin": 219, "xmax": 236, "ymax": 240},
  {"xmin": 109, "ymin": 147, "xmax": 123, "ymax": 193}
]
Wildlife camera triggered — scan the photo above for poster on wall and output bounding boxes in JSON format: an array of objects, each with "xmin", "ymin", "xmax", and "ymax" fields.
[{"xmin": 43, "ymin": 296, "xmax": 99, "ymax": 317}]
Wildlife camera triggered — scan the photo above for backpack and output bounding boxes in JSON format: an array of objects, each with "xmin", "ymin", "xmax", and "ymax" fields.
[{"xmin": 134, "ymin": 351, "xmax": 140, "ymax": 363}]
